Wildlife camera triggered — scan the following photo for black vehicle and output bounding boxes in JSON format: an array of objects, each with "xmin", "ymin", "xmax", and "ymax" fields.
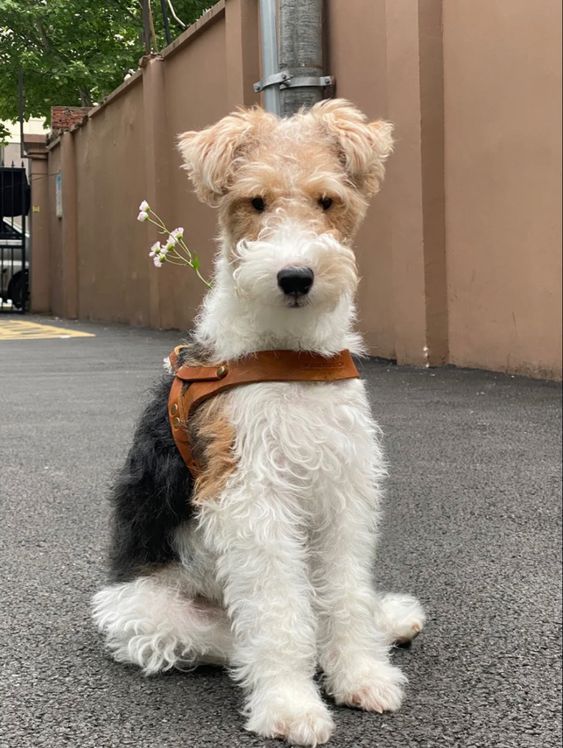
[
  {"xmin": 0, "ymin": 165, "xmax": 30, "ymax": 311},
  {"xmin": 0, "ymin": 220, "xmax": 29, "ymax": 310}
]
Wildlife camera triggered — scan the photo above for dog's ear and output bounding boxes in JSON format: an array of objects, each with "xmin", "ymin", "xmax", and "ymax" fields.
[
  {"xmin": 178, "ymin": 108, "xmax": 273, "ymax": 206},
  {"xmin": 311, "ymin": 99, "xmax": 394, "ymax": 196}
]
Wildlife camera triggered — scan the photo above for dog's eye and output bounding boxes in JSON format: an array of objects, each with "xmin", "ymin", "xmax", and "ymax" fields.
[
  {"xmin": 318, "ymin": 196, "xmax": 333, "ymax": 211},
  {"xmin": 250, "ymin": 196, "xmax": 266, "ymax": 212}
]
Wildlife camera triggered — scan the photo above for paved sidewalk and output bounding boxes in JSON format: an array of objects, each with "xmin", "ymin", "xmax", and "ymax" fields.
[{"xmin": 1, "ymin": 317, "xmax": 561, "ymax": 748}]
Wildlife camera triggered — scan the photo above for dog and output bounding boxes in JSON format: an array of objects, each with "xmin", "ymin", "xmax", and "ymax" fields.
[{"xmin": 92, "ymin": 99, "xmax": 425, "ymax": 746}]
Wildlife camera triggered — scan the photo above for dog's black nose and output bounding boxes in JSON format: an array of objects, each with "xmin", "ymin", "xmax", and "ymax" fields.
[{"xmin": 277, "ymin": 267, "xmax": 314, "ymax": 296}]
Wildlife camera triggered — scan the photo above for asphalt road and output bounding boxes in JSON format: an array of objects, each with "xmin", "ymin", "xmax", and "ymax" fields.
[{"xmin": 1, "ymin": 317, "xmax": 561, "ymax": 748}]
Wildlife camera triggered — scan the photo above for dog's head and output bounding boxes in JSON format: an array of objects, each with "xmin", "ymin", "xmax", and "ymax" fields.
[{"xmin": 178, "ymin": 100, "xmax": 392, "ymax": 312}]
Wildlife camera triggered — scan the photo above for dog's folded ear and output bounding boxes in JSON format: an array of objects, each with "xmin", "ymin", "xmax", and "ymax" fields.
[
  {"xmin": 311, "ymin": 99, "xmax": 394, "ymax": 197},
  {"xmin": 178, "ymin": 108, "xmax": 274, "ymax": 206}
]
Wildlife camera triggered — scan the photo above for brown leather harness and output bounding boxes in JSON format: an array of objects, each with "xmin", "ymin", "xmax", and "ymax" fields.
[{"xmin": 167, "ymin": 346, "xmax": 360, "ymax": 477}]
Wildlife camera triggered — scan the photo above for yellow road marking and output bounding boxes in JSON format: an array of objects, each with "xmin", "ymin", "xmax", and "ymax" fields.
[{"xmin": 0, "ymin": 319, "xmax": 95, "ymax": 340}]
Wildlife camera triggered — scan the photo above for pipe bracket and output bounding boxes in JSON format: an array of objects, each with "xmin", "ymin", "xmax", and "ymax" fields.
[{"xmin": 254, "ymin": 70, "xmax": 334, "ymax": 93}]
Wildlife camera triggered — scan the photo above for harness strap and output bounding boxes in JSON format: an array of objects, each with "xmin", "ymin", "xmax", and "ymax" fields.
[{"xmin": 167, "ymin": 347, "xmax": 360, "ymax": 477}]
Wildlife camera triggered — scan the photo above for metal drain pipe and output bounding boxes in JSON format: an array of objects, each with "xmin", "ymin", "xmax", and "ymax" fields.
[
  {"xmin": 257, "ymin": 0, "xmax": 281, "ymax": 115},
  {"xmin": 279, "ymin": 0, "xmax": 324, "ymax": 116},
  {"xmin": 255, "ymin": 0, "xmax": 333, "ymax": 117}
]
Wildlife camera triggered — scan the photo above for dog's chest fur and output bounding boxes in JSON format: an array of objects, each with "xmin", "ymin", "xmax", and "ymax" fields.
[
  {"xmin": 107, "ymin": 352, "xmax": 378, "ymax": 583},
  {"xmin": 226, "ymin": 378, "xmax": 377, "ymax": 492},
  {"xmin": 173, "ymin": 376, "xmax": 383, "ymax": 605}
]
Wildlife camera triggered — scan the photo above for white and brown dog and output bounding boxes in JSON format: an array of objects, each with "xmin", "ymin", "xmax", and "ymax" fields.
[{"xmin": 92, "ymin": 99, "xmax": 425, "ymax": 746}]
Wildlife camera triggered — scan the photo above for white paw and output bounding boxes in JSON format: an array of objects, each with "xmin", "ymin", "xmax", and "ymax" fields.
[
  {"xmin": 246, "ymin": 687, "xmax": 335, "ymax": 746},
  {"xmin": 328, "ymin": 660, "xmax": 407, "ymax": 713},
  {"xmin": 377, "ymin": 592, "xmax": 426, "ymax": 645}
]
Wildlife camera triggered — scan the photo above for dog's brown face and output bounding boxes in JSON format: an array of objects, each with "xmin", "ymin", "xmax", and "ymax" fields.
[
  {"xmin": 178, "ymin": 100, "xmax": 393, "ymax": 247},
  {"xmin": 178, "ymin": 100, "xmax": 393, "ymax": 312}
]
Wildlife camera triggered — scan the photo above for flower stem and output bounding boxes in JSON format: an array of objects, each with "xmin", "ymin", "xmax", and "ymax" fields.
[{"xmin": 141, "ymin": 205, "xmax": 212, "ymax": 287}]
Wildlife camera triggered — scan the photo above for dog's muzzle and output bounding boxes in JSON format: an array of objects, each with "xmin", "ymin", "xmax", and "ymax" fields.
[{"xmin": 277, "ymin": 267, "xmax": 314, "ymax": 298}]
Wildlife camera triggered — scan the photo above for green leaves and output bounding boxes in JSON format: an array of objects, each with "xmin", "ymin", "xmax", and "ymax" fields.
[
  {"xmin": 0, "ymin": 121, "xmax": 10, "ymax": 144},
  {"xmin": 0, "ymin": 0, "xmax": 211, "ymax": 123}
]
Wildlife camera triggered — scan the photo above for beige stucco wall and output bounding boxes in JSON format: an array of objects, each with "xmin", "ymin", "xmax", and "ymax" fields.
[
  {"xmin": 36, "ymin": 0, "xmax": 561, "ymax": 379},
  {"xmin": 46, "ymin": 145, "xmax": 63, "ymax": 316},
  {"xmin": 44, "ymin": 2, "xmax": 260, "ymax": 332},
  {"xmin": 443, "ymin": 0, "xmax": 562, "ymax": 378},
  {"xmin": 74, "ymin": 78, "xmax": 149, "ymax": 325},
  {"xmin": 326, "ymin": 0, "xmax": 396, "ymax": 359},
  {"xmin": 158, "ymin": 12, "xmax": 231, "ymax": 331},
  {"xmin": 71, "ymin": 17, "xmax": 227, "ymax": 328}
]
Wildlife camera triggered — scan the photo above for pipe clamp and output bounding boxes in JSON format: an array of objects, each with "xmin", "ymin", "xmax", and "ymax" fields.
[{"xmin": 254, "ymin": 70, "xmax": 334, "ymax": 93}]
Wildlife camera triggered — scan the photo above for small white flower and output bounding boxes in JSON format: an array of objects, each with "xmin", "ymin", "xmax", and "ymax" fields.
[
  {"xmin": 149, "ymin": 241, "xmax": 160, "ymax": 258},
  {"xmin": 138, "ymin": 200, "xmax": 150, "ymax": 212},
  {"xmin": 137, "ymin": 211, "xmax": 149, "ymax": 222},
  {"xmin": 171, "ymin": 227, "xmax": 184, "ymax": 239},
  {"xmin": 153, "ymin": 256, "xmax": 162, "ymax": 268},
  {"xmin": 166, "ymin": 234, "xmax": 178, "ymax": 247},
  {"xmin": 160, "ymin": 244, "xmax": 170, "ymax": 255}
]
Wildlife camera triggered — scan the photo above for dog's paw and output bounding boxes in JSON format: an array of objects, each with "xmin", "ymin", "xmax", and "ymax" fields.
[
  {"xmin": 328, "ymin": 660, "xmax": 406, "ymax": 714},
  {"xmin": 377, "ymin": 592, "xmax": 426, "ymax": 645},
  {"xmin": 246, "ymin": 688, "xmax": 335, "ymax": 746}
]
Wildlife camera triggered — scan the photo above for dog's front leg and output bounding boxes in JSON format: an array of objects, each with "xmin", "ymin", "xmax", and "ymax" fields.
[
  {"xmin": 199, "ymin": 483, "xmax": 334, "ymax": 746},
  {"xmin": 313, "ymin": 478, "xmax": 407, "ymax": 713}
]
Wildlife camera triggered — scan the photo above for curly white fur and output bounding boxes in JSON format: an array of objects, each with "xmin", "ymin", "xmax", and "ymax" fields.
[{"xmin": 93, "ymin": 100, "xmax": 425, "ymax": 746}]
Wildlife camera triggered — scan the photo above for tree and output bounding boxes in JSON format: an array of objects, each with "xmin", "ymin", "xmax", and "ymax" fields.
[{"xmin": 0, "ymin": 0, "xmax": 211, "ymax": 128}]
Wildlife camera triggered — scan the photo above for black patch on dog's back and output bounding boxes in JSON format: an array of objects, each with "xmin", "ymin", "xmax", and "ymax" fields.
[{"xmin": 107, "ymin": 373, "xmax": 194, "ymax": 582}]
